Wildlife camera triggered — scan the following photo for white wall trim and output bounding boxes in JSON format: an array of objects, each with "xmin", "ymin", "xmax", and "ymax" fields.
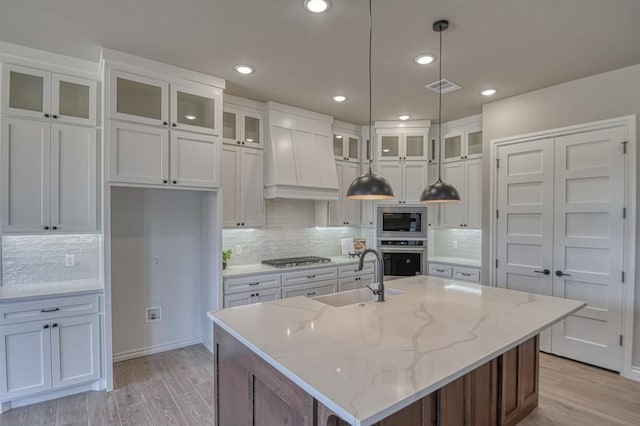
[
  {"xmin": 374, "ymin": 119, "xmax": 431, "ymax": 130},
  {"xmin": 2, "ymin": 381, "xmax": 100, "ymax": 412},
  {"xmin": 333, "ymin": 119, "xmax": 361, "ymax": 135},
  {"xmin": 224, "ymin": 94, "xmax": 266, "ymax": 112},
  {"xmin": 441, "ymin": 113, "xmax": 482, "ymax": 130},
  {"xmin": 489, "ymin": 114, "xmax": 637, "ymax": 381},
  {"xmin": 112, "ymin": 337, "xmax": 202, "ymax": 363},
  {"xmin": 0, "ymin": 41, "xmax": 100, "ymax": 78}
]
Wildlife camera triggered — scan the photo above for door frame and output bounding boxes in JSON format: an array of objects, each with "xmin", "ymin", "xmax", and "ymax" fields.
[{"xmin": 488, "ymin": 115, "xmax": 637, "ymax": 381}]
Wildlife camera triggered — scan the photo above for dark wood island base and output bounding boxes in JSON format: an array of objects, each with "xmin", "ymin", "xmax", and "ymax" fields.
[{"xmin": 214, "ymin": 324, "xmax": 539, "ymax": 426}]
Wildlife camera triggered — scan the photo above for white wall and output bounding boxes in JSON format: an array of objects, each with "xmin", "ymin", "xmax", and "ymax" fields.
[
  {"xmin": 110, "ymin": 187, "xmax": 204, "ymax": 359},
  {"xmin": 481, "ymin": 64, "xmax": 640, "ymax": 366}
]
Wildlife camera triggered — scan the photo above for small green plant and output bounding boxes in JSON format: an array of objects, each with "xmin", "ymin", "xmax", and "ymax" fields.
[{"xmin": 222, "ymin": 249, "xmax": 232, "ymax": 263}]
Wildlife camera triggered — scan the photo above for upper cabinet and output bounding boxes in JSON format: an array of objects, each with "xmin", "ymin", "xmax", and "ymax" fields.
[
  {"xmin": 223, "ymin": 105, "xmax": 264, "ymax": 149},
  {"xmin": 333, "ymin": 133, "xmax": 360, "ymax": 163},
  {"xmin": 377, "ymin": 130, "xmax": 428, "ymax": 162},
  {"xmin": 1, "ymin": 64, "xmax": 97, "ymax": 126},
  {"xmin": 109, "ymin": 70, "xmax": 223, "ymax": 136},
  {"xmin": 442, "ymin": 123, "xmax": 483, "ymax": 163}
]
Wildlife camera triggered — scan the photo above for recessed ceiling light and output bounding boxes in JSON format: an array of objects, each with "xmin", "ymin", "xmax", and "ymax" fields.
[
  {"xmin": 480, "ymin": 88, "xmax": 498, "ymax": 96},
  {"xmin": 333, "ymin": 95, "xmax": 347, "ymax": 102},
  {"xmin": 304, "ymin": 0, "xmax": 330, "ymax": 13},
  {"xmin": 414, "ymin": 54, "xmax": 436, "ymax": 65},
  {"xmin": 398, "ymin": 114, "xmax": 411, "ymax": 121},
  {"xmin": 185, "ymin": 115, "xmax": 197, "ymax": 120},
  {"xmin": 234, "ymin": 64, "xmax": 254, "ymax": 75}
]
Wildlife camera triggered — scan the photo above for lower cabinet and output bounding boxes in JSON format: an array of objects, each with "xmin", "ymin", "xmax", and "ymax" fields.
[
  {"xmin": 0, "ymin": 313, "xmax": 101, "ymax": 400},
  {"xmin": 281, "ymin": 280, "xmax": 337, "ymax": 299},
  {"xmin": 428, "ymin": 262, "xmax": 481, "ymax": 283},
  {"xmin": 224, "ymin": 288, "xmax": 281, "ymax": 308},
  {"xmin": 338, "ymin": 275, "xmax": 374, "ymax": 292}
]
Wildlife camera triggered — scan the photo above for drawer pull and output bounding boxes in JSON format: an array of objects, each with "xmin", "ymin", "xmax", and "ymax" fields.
[
  {"xmin": 52, "ymin": 323, "xmax": 58, "ymax": 328},
  {"xmin": 41, "ymin": 308, "xmax": 60, "ymax": 313},
  {"xmin": 306, "ymin": 275, "xmax": 316, "ymax": 279},
  {"xmin": 43, "ymin": 324, "xmax": 49, "ymax": 329},
  {"xmin": 306, "ymin": 292, "xmax": 316, "ymax": 296},
  {"xmin": 435, "ymin": 269, "xmax": 446, "ymax": 273},
  {"xmin": 460, "ymin": 273, "xmax": 472, "ymax": 277},
  {"xmin": 249, "ymin": 282, "xmax": 260, "ymax": 286}
]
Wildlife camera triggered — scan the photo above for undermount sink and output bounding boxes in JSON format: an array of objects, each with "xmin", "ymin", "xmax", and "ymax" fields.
[{"xmin": 314, "ymin": 287, "xmax": 404, "ymax": 307}]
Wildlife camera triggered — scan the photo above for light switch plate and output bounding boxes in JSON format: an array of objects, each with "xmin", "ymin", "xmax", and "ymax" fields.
[{"xmin": 65, "ymin": 255, "xmax": 75, "ymax": 267}]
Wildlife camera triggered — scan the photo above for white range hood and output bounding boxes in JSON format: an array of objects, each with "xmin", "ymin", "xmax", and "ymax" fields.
[{"xmin": 264, "ymin": 102, "xmax": 339, "ymax": 201}]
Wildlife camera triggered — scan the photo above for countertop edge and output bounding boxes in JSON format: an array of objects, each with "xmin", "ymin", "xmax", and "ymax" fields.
[
  {"xmin": 0, "ymin": 285, "xmax": 105, "ymax": 303},
  {"xmin": 223, "ymin": 257, "xmax": 374, "ymax": 279}
]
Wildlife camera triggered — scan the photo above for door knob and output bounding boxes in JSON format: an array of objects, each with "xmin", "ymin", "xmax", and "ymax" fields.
[
  {"xmin": 555, "ymin": 270, "xmax": 571, "ymax": 277},
  {"xmin": 534, "ymin": 269, "xmax": 550, "ymax": 275}
]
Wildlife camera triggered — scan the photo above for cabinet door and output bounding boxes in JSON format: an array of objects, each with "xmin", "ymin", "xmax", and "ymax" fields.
[
  {"xmin": 50, "ymin": 125, "xmax": 98, "ymax": 232},
  {"xmin": 361, "ymin": 200, "xmax": 375, "ymax": 227},
  {"xmin": 346, "ymin": 135, "xmax": 360, "ymax": 162},
  {"xmin": 243, "ymin": 111, "xmax": 263, "ymax": 149},
  {"xmin": 222, "ymin": 108, "xmax": 242, "ymax": 146},
  {"xmin": 170, "ymin": 130, "xmax": 220, "ymax": 188},
  {"xmin": 442, "ymin": 132, "xmax": 464, "ymax": 163},
  {"xmin": 51, "ymin": 74, "xmax": 97, "ymax": 126},
  {"xmin": 338, "ymin": 277, "xmax": 357, "ymax": 292},
  {"xmin": 333, "ymin": 134, "xmax": 345, "ymax": 160},
  {"xmin": 426, "ymin": 164, "xmax": 440, "ymax": 227},
  {"xmin": 328, "ymin": 162, "xmax": 345, "ymax": 226},
  {"xmin": 403, "ymin": 162, "xmax": 428, "ymax": 203},
  {"xmin": 222, "ymin": 145, "xmax": 242, "ymax": 227},
  {"xmin": 252, "ymin": 288, "xmax": 280, "ymax": 304},
  {"xmin": 466, "ymin": 130, "xmax": 483, "ymax": 159},
  {"xmin": 440, "ymin": 162, "xmax": 465, "ymax": 227},
  {"xmin": 51, "ymin": 314, "xmax": 100, "ymax": 389},
  {"xmin": 0, "ymin": 321, "xmax": 52, "ymax": 399},
  {"xmin": 240, "ymin": 148, "xmax": 265, "ymax": 227},
  {"xmin": 109, "ymin": 70, "xmax": 168, "ymax": 126},
  {"xmin": 343, "ymin": 163, "xmax": 361, "ymax": 225},
  {"xmin": 404, "ymin": 132, "xmax": 427, "ymax": 161},
  {"xmin": 376, "ymin": 162, "xmax": 402, "ymax": 204},
  {"xmin": 224, "ymin": 292, "xmax": 254, "ymax": 308},
  {"xmin": 378, "ymin": 134, "xmax": 401, "ymax": 161},
  {"xmin": 1, "ymin": 64, "xmax": 51, "ymax": 120},
  {"xmin": 1, "ymin": 117, "xmax": 51, "ymax": 232},
  {"xmin": 109, "ymin": 121, "xmax": 169, "ymax": 185},
  {"xmin": 171, "ymin": 84, "xmax": 222, "ymax": 136},
  {"xmin": 465, "ymin": 159, "xmax": 483, "ymax": 228}
]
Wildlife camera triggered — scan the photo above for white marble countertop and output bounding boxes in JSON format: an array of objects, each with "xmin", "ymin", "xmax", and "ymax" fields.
[
  {"xmin": 209, "ymin": 275, "xmax": 585, "ymax": 426},
  {"xmin": 0, "ymin": 279, "xmax": 104, "ymax": 302},
  {"xmin": 223, "ymin": 256, "xmax": 369, "ymax": 278},
  {"xmin": 428, "ymin": 256, "xmax": 482, "ymax": 268}
]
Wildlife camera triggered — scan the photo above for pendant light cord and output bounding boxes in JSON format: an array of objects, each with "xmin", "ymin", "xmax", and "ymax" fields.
[
  {"xmin": 437, "ymin": 23, "xmax": 443, "ymax": 180},
  {"xmin": 367, "ymin": 0, "xmax": 373, "ymax": 174}
]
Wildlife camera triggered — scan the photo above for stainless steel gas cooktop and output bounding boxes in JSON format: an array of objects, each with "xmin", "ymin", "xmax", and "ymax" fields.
[{"xmin": 262, "ymin": 256, "xmax": 332, "ymax": 269}]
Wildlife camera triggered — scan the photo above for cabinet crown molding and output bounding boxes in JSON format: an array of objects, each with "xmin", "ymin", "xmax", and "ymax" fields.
[{"xmin": 374, "ymin": 119, "xmax": 431, "ymax": 130}]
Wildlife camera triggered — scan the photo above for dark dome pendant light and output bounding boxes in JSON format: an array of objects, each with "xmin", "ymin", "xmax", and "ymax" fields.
[
  {"xmin": 420, "ymin": 20, "xmax": 461, "ymax": 203},
  {"xmin": 346, "ymin": 0, "xmax": 394, "ymax": 200}
]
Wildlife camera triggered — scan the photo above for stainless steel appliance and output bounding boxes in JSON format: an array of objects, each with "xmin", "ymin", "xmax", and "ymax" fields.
[
  {"xmin": 262, "ymin": 256, "xmax": 332, "ymax": 269},
  {"xmin": 378, "ymin": 240, "xmax": 427, "ymax": 277},
  {"xmin": 377, "ymin": 206, "xmax": 428, "ymax": 239}
]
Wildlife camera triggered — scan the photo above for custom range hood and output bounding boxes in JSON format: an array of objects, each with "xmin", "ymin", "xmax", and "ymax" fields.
[{"xmin": 264, "ymin": 101, "xmax": 339, "ymax": 201}]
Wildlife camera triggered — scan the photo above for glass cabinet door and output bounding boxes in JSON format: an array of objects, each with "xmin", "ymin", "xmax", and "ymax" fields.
[
  {"xmin": 347, "ymin": 136, "xmax": 359, "ymax": 161},
  {"xmin": 2, "ymin": 64, "xmax": 51, "ymax": 120},
  {"xmin": 467, "ymin": 130, "xmax": 483, "ymax": 158},
  {"xmin": 110, "ymin": 70, "xmax": 168, "ymax": 126},
  {"xmin": 378, "ymin": 135, "xmax": 400, "ymax": 161},
  {"xmin": 171, "ymin": 85, "xmax": 222, "ymax": 136},
  {"xmin": 333, "ymin": 134, "xmax": 344, "ymax": 159},
  {"xmin": 52, "ymin": 74, "xmax": 97, "ymax": 126},
  {"xmin": 443, "ymin": 134, "xmax": 463, "ymax": 162},
  {"xmin": 405, "ymin": 134, "xmax": 426, "ymax": 160},
  {"xmin": 243, "ymin": 111, "xmax": 263, "ymax": 148},
  {"xmin": 223, "ymin": 110, "xmax": 239, "ymax": 145}
]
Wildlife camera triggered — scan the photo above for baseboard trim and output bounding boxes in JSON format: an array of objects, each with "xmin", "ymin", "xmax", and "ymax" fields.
[
  {"xmin": 2, "ymin": 382, "xmax": 98, "ymax": 412},
  {"xmin": 623, "ymin": 366, "xmax": 640, "ymax": 382},
  {"xmin": 202, "ymin": 338, "xmax": 214, "ymax": 354},
  {"xmin": 113, "ymin": 337, "xmax": 203, "ymax": 362}
]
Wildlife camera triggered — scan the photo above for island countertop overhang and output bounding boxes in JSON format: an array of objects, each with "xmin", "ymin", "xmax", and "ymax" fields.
[{"xmin": 208, "ymin": 275, "xmax": 586, "ymax": 426}]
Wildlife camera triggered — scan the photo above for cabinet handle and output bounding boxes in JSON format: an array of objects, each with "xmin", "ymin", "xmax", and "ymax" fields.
[
  {"xmin": 249, "ymin": 282, "xmax": 259, "ymax": 286},
  {"xmin": 355, "ymin": 277, "xmax": 361, "ymax": 281},
  {"xmin": 250, "ymin": 293, "xmax": 255, "ymax": 297},
  {"xmin": 173, "ymin": 180, "xmax": 177, "ymax": 184},
  {"xmin": 163, "ymin": 121, "xmax": 168, "ymax": 126},
  {"xmin": 242, "ymin": 141, "xmax": 245, "ymax": 145},
  {"xmin": 41, "ymin": 307, "xmax": 60, "ymax": 313},
  {"xmin": 44, "ymin": 113, "xmax": 50, "ymax": 118},
  {"xmin": 172, "ymin": 123, "xmax": 177, "ymax": 127},
  {"xmin": 52, "ymin": 115, "xmax": 58, "ymax": 119},
  {"xmin": 306, "ymin": 292, "xmax": 316, "ymax": 296},
  {"xmin": 255, "ymin": 293, "xmax": 259, "ymax": 296},
  {"xmin": 44, "ymin": 226, "xmax": 50, "ymax": 230},
  {"xmin": 52, "ymin": 226, "xmax": 58, "ymax": 230},
  {"xmin": 241, "ymin": 223, "xmax": 245, "ymax": 226},
  {"xmin": 237, "ymin": 223, "xmax": 241, "ymax": 226},
  {"xmin": 436, "ymin": 269, "xmax": 446, "ymax": 273},
  {"xmin": 237, "ymin": 141, "xmax": 241, "ymax": 145},
  {"xmin": 43, "ymin": 324, "xmax": 49, "ymax": 329},
  {"xmin": 460, "ymin": 273, "xmax": 472, "ymax": 277},
  {"xmin": 52, "ymin": 323, "xmax": 58, "ymax": 328},
  {"xmin": 163, "ymin": 180, "xmax": 168, "ymax": 184},
  {"xmin": 307, "ymin": 275, "xmax": 316, "ymax": 279}
]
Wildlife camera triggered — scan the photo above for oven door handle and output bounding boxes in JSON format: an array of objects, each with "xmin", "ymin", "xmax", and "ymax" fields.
[{"xmin": 379, "ymin": 247, "xmax": 426, "ymax": 252}]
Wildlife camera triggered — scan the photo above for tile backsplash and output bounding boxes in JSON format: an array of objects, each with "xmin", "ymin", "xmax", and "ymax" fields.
[
  {"xmin": 430, "ymin": 228, "xmax": 482, "ymax": 260},
  {"xmin": 223, "ymin": 199, "xmax": 375, "ymax": 265},
  {"xmin": 2, "ymin": 234, "xmax": 101, "ymax": 285}
]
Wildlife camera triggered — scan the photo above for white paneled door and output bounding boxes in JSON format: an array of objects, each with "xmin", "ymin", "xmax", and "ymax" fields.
[{"xmin": 496, "ymin": 127, "xmax": 626, "ymax": 370}]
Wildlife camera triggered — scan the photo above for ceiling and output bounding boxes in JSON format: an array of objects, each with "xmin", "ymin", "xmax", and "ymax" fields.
[{"xmin": 1, "ymin": 0, "xmax": 639, "ymax": 124}]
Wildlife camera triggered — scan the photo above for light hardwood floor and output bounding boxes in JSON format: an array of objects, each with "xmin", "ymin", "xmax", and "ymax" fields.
[{"xmin": 1, "ymin": 347, "xmax": 639, "ymax": 425}]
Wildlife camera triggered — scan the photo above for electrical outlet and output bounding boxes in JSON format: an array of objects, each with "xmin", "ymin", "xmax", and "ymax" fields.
[
  {"xmin": 154, "ymin": 256, "xmax": 160, "ymax": 265},
  {"xmin": 145, "ymin": 306, "xmax": 162, "ymax": 322},
  {"xmin": 65, "ymin": 255, "xmax": 75, "ymax": 267},
  {"xmin": 452, "ymin": 241, "xmax": 458, "ymax": 249},
  {"xmin": 235, "ymin": 245, "xmax": 242, "ymax": 255}
]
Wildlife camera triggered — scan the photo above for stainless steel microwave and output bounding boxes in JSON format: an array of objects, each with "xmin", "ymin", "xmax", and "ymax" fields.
[{"xmin": 377, "ymin": 206, "xmax": 428, "ymax": 239}]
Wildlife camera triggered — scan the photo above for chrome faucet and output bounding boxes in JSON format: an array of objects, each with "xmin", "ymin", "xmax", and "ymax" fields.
[{"xmin": 358, "ymin": 248, "xmax": 385, "ymax": 302}]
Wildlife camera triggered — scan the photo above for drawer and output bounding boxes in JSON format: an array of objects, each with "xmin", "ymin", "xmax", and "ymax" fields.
[
  {"xmin": 0, "ymin": 294, "xmax": 101, "ymax": 325},
  {"xmin": 453, "ymin": 267, "xmax": 480, "ymax": 282},
  {"xmin": 428, "ymin": 263, "xmax": 452, "ymax": 278},
  {"xmin": 338, "ymin": 262, "xmax": 375, "ymax": 278},
  {"xmin": 224, "ymin": 273, "xmax": 281, "ymax": 295},
  {"xmin": 338, "ymin": 274, "xmax": 375, "ymax": 292},
  {"xmin": 281, "ymin": 280, "xmax": 337, "ymax": 299},
  {"xmin": 281, "ymin": 267, "xmax": 338, "ymax": 287}
]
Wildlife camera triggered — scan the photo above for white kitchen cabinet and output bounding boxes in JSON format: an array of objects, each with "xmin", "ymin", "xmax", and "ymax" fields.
[
  {"xmin": 109, "ymin": 121, "xmax": 169, "ymax": 185},
  {"xmin": 361, "ymin": 200, "xmax": 375, "ymax": 227},
  {"xmin": 109, "ymin": 70, "xmax": 169, "ymax": 127},
  {"xmin": 426, "ymin": 164, "xmax": 440, "ymax": 227},
  {"xmin": 221, "ymin": 145, "xmax": 264, "ymax": 228},
  {"xmin": 440, "ymin": 158, "xmax": 482, "ymax": 229},
  {"xmin": 223, "ymin": 106, "xmax": 264, "ymax": 149},
  {"xmin": 0, "ymin": 321, "xmax": 52, "ymax": 399},
  {"xmin": 333, "ymin": 133, "xmax": 360, "ymax": 163},
  {"xmin": 452, "ymin": 266, "xmax": 480, "ymax": 282},
  {"xmin": 1, "ymin": 118, "xmax": 98, "ymax": 233},
  {"xmin": 1, "ymin": 64, "xmax": 97, "ymax": 127},
  {"xmin": 224, "ymin": 288, "xmax": 280, "ymax": 308},
  {"xmin": 170, "ymin": 130, "xmax": 220, "ymax": 189},
  {"xmin": 338, "ymin": 275, "xmax": 374, "ymax": 292},
  {"xmin": 376, "ymin": 160, "xmax": 427, "ymax": 205},
  {"xmin": 442, "ymin": 127, "xmax": 482, "ymax": 163},
  {"xmin": 51, "ymin": 314, "xmax": 101, "ymax": 388},
  {"xmin": 427, "ymin": 263, "xmax": 453, "ymax": 278},
  {"xmin": 377, "ymin": 130, "xmax": 428, "ymax": 162},
  {"xmin": 281, "ymin": 280, "xmax": 337, "ymax": 299},
  {"xmin": 171, "ymin": 84, "xmax": 223, "ymax": 136},
  {"xmin": 326, "ymin": 162, "xmax": 360, "ymax": 226}
]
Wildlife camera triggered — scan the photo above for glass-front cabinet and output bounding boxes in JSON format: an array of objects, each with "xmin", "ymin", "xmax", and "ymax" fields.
[
  {"xmin": 110, "ymin": 70, "xmax": 169, "ymax": 126},
  {"xmin": 377, "ymin": 131, "xmax": 427, "ymax": 162},
  {"xmin": 222, "ymin": 106, "xmax": 264, "ymax": 149},
  {"xmin": 442, "ymin": 126, "xmax": 482, "ymax": 163},
  {"xmin": 333, "ymin": 132, "xmax": 360, "ymax": 162},
  {"xmin": 171, "ymin": 84, "xmax": 222, "ymax": 136},
  {"xmin": 1, "ymin": 64, "xmax": 97, "ymax": 126}
]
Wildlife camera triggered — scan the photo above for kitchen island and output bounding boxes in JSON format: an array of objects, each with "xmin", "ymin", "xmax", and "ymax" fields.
[{"xmin": 208, "ymin": 275, "xmax": 585, "ymax": 425}]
